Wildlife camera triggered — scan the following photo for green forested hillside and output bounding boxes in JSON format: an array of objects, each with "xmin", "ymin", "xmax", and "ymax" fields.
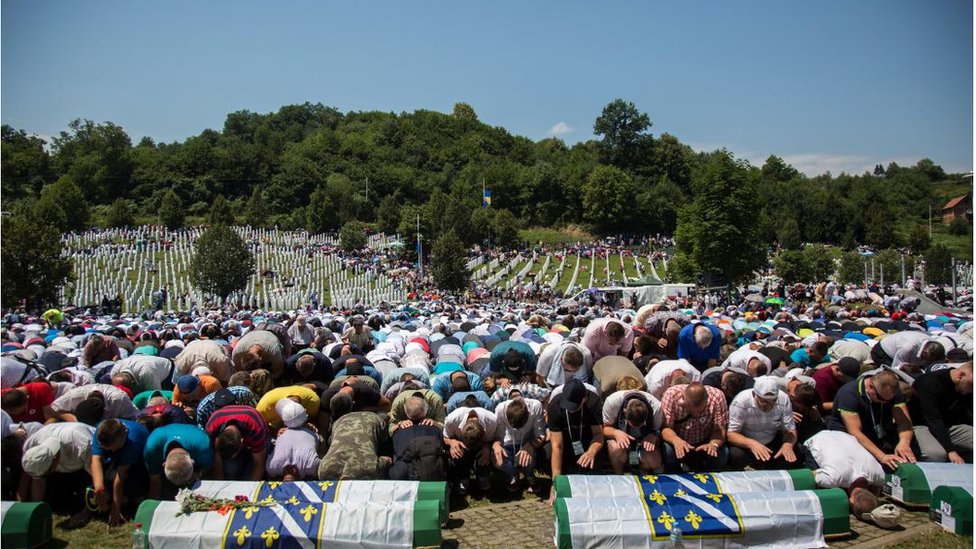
[{"xmin": 1, "ymin": 99, "xmax": 971, "ymax": 257}]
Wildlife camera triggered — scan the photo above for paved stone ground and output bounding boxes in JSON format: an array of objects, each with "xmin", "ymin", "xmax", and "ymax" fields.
[{"xmin": 439, "ymin": 495, "xmax": 948, "ymax": 548}]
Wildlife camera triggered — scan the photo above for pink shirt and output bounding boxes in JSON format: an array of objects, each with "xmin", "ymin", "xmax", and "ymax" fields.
[{"xmin": 581, "ymin": 318, "xmax": 634, "ymax": 362}]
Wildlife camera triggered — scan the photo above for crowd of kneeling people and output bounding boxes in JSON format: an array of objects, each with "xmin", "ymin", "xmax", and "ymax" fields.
[{"xmin": 0, "ymin": 304, "xmax": 972, "ymax": 529}]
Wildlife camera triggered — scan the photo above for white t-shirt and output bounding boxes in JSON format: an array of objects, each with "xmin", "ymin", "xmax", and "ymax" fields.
[
  {"xmin": 1, "ymin": 357, "xmax": 40, "ymax": 389},
  {"xmin": 803, "ymin": 430, "xmax": 884, "ymax": 489},
  {"xmin": 493, "ymin": 398, "xmax": 546, "ymax": 447},
  {"xmin": 721, "ymin": 347, "xmax": 771, "ymax": 374},
  {"xmin": 114, "ymin": 355, "xmax": 173, "ymax": 392},
  {"xmin": 644, "ymin": 359, "xmax": 700, "ymax": 400},
  {"xmin": 443, "ymin": 407, "xmax": 498, "ymax": 441},
  {"xmin": 49, "ymin": 384, "xmax": 139, "ymax": 419},
  {"xmin": 601, "ymin": 390, "xmax": 663, "ymax": 431},
  {"xmin": 23, "ymin": 422, "xmax": 96, "ymax": 474},
  {"xmin": 728, "ymin": 383, "xmax": 796, "ymax": 445}
]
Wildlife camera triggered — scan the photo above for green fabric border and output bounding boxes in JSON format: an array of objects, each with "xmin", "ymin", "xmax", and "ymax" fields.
[
  {"xmin": 0, "ymin": 502, "xmax": 51, "ymax": 549},
  {"xmin": 931, "ymin": 485, "xmax": 973, "ymax": 536},
  {"xmin": 416, "ymin": 481, "xmax": 448, "ymax": 525},
  {"xmin": 554, "ymin": 498, "xmax": 572, "ymax": 549},
  {"xmin": 889, "ymin": 462, "xmax": 932, "ymax": 505},
  {"xmin": 411, "ymin": 500, "xmax": 442, "ymax": 548},
  {"xmin": 814, "ymin": 488, "xmax": 850, "ymax": 536},
  {"xmin": 787, "ymin": 469, "xmax": 816, "ymax": 491},
  {"xmin": 553, "ymin": 475, "xmax": 572, "ymax": 499},
  {"xmin": 133, "ymin": 499, "xmax": 161, "ymax": 549}
]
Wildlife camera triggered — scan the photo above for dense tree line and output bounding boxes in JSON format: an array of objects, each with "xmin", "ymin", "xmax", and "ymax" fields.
[{"xmin": 1, "ymin": 99, "xmax": 971, "ymax": 292}]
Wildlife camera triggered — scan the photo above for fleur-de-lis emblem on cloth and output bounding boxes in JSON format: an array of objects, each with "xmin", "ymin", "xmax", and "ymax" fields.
[
  {"xmin": 684, "ymin": 510, "xmax": 703, "ymax": 530},
  {"xmin": 233, "ymin": 526, "xmax": 251, "ymax": 546},
  {"xmin": 261, "ymin": 526, "xmax": 280, "ymax": 548},
  {"xmin": 705, "ymin": 493, "xmax": 724, "ymax": 503},
  {"xmin": 648, "ymin": 489, "xmax": 667, "ymax": 505},
  {"xmin": 657, "ymin": 512, "xmax": 676, "ymax": 531},
  {"xmin": 300, "ymin": 504, "xmax": 318, "ymax": 522},
  {"xmin": 641, "ymin": 474, "xmax": 658, "ymax": 484},
  {"xmin": 693, "ymin": 473, "xmax": 710, "ymax": 484}
]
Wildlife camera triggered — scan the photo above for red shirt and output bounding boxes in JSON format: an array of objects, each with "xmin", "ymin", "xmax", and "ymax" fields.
[
  {"xmin": 812, "ymin": 367, "xmax": 841, "ymax": 404},
  {"xmin": 205, "ymin": 405, "xmax": 268, "ymax": 453},
  {"xmin": 1, "ymin": 382, "xmax": 55, "ymax": 423}
]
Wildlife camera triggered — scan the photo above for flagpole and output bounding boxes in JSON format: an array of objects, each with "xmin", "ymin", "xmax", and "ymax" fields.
[{"xmin": 417, "ymin": 213, "xmax": 422, "ymax": 277}]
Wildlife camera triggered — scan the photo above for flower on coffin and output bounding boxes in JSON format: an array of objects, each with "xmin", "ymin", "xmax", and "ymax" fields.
[
  {"xmin": 216, "ymin": 504, "xmax": 234, "ymax": 516},
  {"xmin": 705, "ymin": 493, "xmax": 724, "ymax": 503},
  {"xmin": 234, "ymin": 494, "xmax": 250, "ymax": 503},
  {"xmin": 693, "ymin": 473, "xmax": 710, "ymax": 484},
  {"xmin": 641, "ymin": 474, "xmax": 658, "ymax": 484},
  {"xmin": 299, "ymin": 505, "xmax": 318, "ymax": 522},
  {"xmin": 261, "ymin": 526, "xmax": 280, "ymax": 548},
  {"xmin": 233, "ymin": 526, "xmax": 251, "ymax": 546},
  {"xmin": 684, "ymin": 510, "xmax": 703, "ymax": 530},
  {"xmin": 657, "ymin": 512, "xmax": 677, "ymax": 531},
  {"xmin": 175, "ymin": 489, "xmax": 277, "ymax": 517},
  {"xmin": 648, "ymin": 489, "xmax": 667, "ymax": 505}
]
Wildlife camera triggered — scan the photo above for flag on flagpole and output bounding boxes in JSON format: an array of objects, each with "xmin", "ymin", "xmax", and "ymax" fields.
[{"xmin": 482, "ymin": 189, "xmax": 492, "ymax": 207}]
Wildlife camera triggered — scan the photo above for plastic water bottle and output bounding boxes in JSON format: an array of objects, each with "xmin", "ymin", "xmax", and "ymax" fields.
[
  {"xmin": 132, "ymin": 522, "xmax": 145, "ymax": 549},
  {"xmin": 669, "ymin": 526, "xmax": 684, "ymax": 548}
]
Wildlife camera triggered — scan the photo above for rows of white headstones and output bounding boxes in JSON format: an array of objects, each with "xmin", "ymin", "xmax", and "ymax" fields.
[{"xmin": 58, "ymin": 227, "xmax": 405, "ymax": 313}]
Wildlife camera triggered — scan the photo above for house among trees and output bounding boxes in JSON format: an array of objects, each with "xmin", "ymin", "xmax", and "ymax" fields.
[{"xmin": 942, "ymin": 194, "xmax": 972, "ymax": 224}]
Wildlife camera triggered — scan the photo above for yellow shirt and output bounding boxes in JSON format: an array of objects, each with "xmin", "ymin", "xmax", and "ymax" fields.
[{"xmin": 256, "ymin": 385, "xmax": 320, "ymax": 425}]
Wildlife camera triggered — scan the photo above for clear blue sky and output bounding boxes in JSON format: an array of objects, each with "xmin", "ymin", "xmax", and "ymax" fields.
[{"xmin": 2, "ymin": 0, "xmax": 972, "ymax": 176}]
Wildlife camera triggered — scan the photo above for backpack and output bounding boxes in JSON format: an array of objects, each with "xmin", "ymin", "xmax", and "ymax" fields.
[{"xmin": 396, "ymin": 427, "xmax": 446, "ymax": 481}]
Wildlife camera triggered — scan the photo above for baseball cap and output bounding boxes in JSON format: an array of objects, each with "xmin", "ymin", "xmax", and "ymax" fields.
[
  {"xmin": 176, "ymin": 375, "xmax": 199, "ymax": 394},
  {"xmin": 276, "ymin": 399, "xmax": 308, "ymax": 428},
  {"xmin": 861, "ymin": 504, "xmax": 901, "ymax": 529},
  {"xmin": 22, "ymin": 438, "xmax": 60, "ymax": 477},
  {"xmin": 836, "ymin": 357, "xmax": 861, "ymax": 383},
  {"xmin": 784, "ymin": 369, "xmax": 817, "ymax": 389},
  {"xmin": 560, "ymin": 379, "xmax": 587, "ymax": 410},
  {"xmin": 752, "ymin": 377, "xmax": 779, "ymax": 401}
]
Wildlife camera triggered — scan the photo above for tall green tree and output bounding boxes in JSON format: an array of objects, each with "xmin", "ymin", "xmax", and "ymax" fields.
[
  {"xmin": 158, "ymin": 189, "xmax": 184, "ymax": 229},
  {"xmin": 105, "ymin": 198, "xmax": 136, "ymax": 228},
  {"xmin": 593, "ymin": 99, "xmax": 652, "ymax": 170},
  {"xmin": 1, "ymin": 125, "xmax": 53, "ymax": 197},
  {"xmin": 837, "ymin": 251, "xmax": 867, "ymax": 284},
  {"xmin": 1, "ymin": 205, "xmax": 74, "ymax": 310},
  {"xmin": 189, "ymin": 225, "xmax": 254, "ymax": 302},
  {"xmin": 243, "ymin": 187, "xmax": 265, "ymax": 227},
  {"xmin": 376, "ymin": 195, "xmax": 400, "ymax": 235},
  {"xmin": 673, "ymin": 151, "xmax": 766, "ymax": 285},
  {"xmin": 776, "ymin": 218, "xmax": 802, "ymax": 249},
  {"xmin": 208, "ymin": 194, "xmax": 236, "ymax": 225},
  {"xmin": 924, "ymin": 244, "xmax": 953, "ymax": 285},
  {"xmin": 306, "ymin": 186, "xmax": 335, "ymax": 234},
  {"xmin": 339, "ymin": 220, "xmax": 367, "ymax": 251},
  {"xmin": 38, "ymin": 177, "xmax": 90, "ymax": 232},
  {"xmin": 581, "ymin": 165, "xmax": 637, "ymax": 232},
  {"xmin": 772, "ymin": 249, "xmax": 809, "ymax": 284},
  {"xmin": 50, "ymin": 119, "xmax": 133, "ymax": 201},
  {"xmin": 492, "ymin": 208, "xmax": 520, "ymax": 247},
  {"xmin": 431, "ymin": 230, "xmax": 469, "ymax": 291}
]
